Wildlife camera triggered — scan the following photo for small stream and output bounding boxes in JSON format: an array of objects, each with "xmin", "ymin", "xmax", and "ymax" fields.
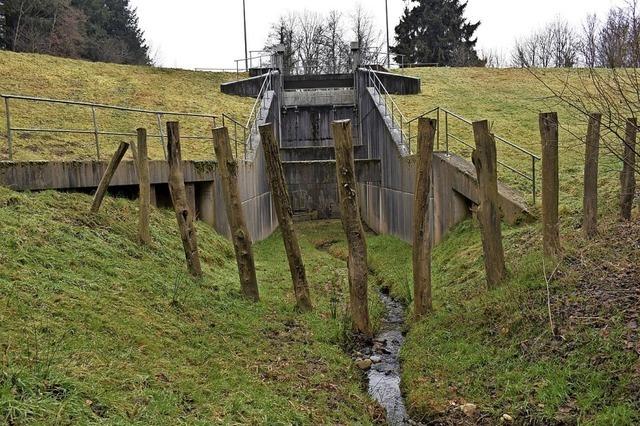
[{"xmin": 365, "ymin": 292, "xmax": 414, "ymax": 425}]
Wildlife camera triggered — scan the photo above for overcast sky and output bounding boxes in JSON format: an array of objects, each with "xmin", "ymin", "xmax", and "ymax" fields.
[{"xmin": 130, "ymin": 0, "xmax": 626, "ymax": 69}]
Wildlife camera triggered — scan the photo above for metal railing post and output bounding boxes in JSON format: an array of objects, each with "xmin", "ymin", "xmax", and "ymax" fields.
[
  {"xmin": 532, "ymin": 157, "xmax": 537, "ymax": 204},
  {"xmin": 91, "ymin": 106, "xmax": 101, "ymax": 160},
  {"xmin": 436, "ymin": 107, "xmax": 441, "ymax": 151},
  {"xmin": 156, "ymin": 113, "xmax": 167, "ymax": 160},
  {"xmin": 445, "ymin": 111, "xmax": 449, "ymax": 155},
  {"xmin": 4, "ymin": 97, "xmax": 12, "ymax": 160}
]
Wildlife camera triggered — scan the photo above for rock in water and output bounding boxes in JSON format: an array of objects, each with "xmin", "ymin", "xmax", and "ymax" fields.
[{"xmin": 356, "ymin": 359, "xmax": 373, "ymax": 370}]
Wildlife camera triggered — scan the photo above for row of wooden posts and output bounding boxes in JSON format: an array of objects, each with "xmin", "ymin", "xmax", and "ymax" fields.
[{"xmin": 88, "ymin": 111, "xmax": 637, "ymax": 335}]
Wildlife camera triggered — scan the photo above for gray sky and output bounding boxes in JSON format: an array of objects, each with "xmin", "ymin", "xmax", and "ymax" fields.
[{"xmin": 131, "ymin": 0, "xmax": 626, "ymax": 69}]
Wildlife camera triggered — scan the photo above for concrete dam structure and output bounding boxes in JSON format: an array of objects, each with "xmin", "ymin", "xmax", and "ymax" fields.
[{"xmin": 0, "ymin": 48, "xmax": 531, "ymax": 246}]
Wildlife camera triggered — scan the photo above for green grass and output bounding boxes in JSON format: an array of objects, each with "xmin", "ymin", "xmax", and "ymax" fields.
[
  {"xmin": 360, "ymin": 217, "xmax": 640, "ymax": 424},
  {"xmin": 395, "ymin": 67, "xmax": 623, "ymax": 208},
  {"xmin": 0, "ymin": 189, "xmax": 383, "ymax": 424},
  {"xmin": 0, "ymin": 51, "xmax": 253, "ymax": 161}
]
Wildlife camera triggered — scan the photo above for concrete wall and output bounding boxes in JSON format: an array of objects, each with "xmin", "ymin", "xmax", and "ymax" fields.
[
  {"xmin": 370, "ymin": 70, "xmax": 421, "ymax": 95},
  {"xmin": 283, "ymin": 74, "xmax": 354, "ymax": 90},
  {"xmin": 220, "ymin": 74, "xmax": 269, "ymax": 97},
  {"xmin": 212, "ymin": 81, "xmax": 282, "ymax": 242},
  {"xmin": 281, "ymin": 105, "xmax": 359, "ymax": 148},
  {"xmin": 355, "ymin": 69, "xmax": 531, "ymax": 245}
]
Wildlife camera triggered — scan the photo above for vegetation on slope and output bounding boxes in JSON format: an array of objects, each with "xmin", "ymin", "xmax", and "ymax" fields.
[
  {"xmin": 0, "ymin": 189, "xmax": 384, "ymax": 424},
  {"xmin": 395, "ymin": 67, "xmax": 622, "ymax": 205},
  {"xmin": 363, "ymin": 216, "xmax": 639, "ymax": 425},
  {"xmin": 0, "ymin": 51, "xmax": 252, "ymax": 161}
]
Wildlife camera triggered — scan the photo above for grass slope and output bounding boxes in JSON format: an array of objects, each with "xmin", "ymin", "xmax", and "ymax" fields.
[
  {"xmin": 0, "ymin": 189, "xmax": 382, "ymax": 424},
  {"xmin": 395, "ymin": 67, "xmax": 622, "ymax": 205},
  {"xmin": 363, "ymin": 217, "xmax": 640, "ymax": 425},
  {"xmin": 0, "ymin": 51, "xmax": 253, "ymax": 161}
]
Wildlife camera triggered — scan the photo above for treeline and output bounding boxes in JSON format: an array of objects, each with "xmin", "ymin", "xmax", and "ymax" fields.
[
  {"xmin": 0, "ymin": 0, "xmax": 149, "ymax": 65},
  {"xmin": 264, "ymin": 6, "xmax": 383, "ymax": 74},
  {"xmin": 510, "ymin": 1, "xmax": 640, "ymax": 68}
]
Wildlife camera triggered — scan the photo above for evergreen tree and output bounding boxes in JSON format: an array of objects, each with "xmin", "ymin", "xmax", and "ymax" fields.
[
  {"xmin": 0, "ymin": 0, "xmax": 148, "ymax": 65},
  {"xmin": 392, "ymin": 0, "xmax": 484, "ymax": 67}
]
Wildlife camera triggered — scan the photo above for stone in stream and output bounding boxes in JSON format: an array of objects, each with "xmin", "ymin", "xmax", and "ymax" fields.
[
  {"xmin": 356, "ymin": 358, "xmax": 373, "ymax": 370},
  {"xmin": 370, "ymin": 355, "xmax": 382, "ymax": 363}
]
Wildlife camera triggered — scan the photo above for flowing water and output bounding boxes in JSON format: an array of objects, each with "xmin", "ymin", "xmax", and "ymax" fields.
[{"xmin": 366, "ymin": 292, "xmax": 414, "ymax": 425}]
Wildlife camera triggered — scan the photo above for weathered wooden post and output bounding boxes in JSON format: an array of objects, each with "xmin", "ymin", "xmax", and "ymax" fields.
[
  {"xmin": 620, "ymin": 117, "xmax": 637, "ymax": 221},
  {"xmin": 332, "ymin": 119, "xmax": 370, "ymax": 335},
  {"xmin": 213, "ymin": 126, "xmax": 260, "ymax": 302},
  {"xmin": 413, "ymin": 117, "xmax": 436, "ymax": 318},
  {"xmin": 259, "ymin": 123, "xmax": 313, "ymax": 312},
  {"xmin": 472, "ymin": 120, "xmax": 507, "ymax": 289},
  {"xmin": 167, "ymin": 122, "xmax": 202, "ymax": 278},
  {"xmin": 583, "ymin": 113, "xmax": 601, "ymax": 238},
  {"xmin": 539, "ymin": 112, "xmax": 561, "ymax": 259},
  {"xmin": 90, "ymin": 141, "xmax": 130, "ymax": 213},
  {"xmin": 137, "ymin": 128, "xmax": 152, "ymax": 245}
]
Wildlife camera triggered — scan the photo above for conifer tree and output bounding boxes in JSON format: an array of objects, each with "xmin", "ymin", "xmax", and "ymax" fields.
[{"xmin": 392, "ymin": 0, "xmax": 484, "ymax": 67}]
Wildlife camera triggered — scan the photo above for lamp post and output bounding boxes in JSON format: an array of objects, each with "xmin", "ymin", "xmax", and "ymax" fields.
[
  {"xmin": 385, "ymin": 0, "xmax": 391, "ymax": 67},
  {"xmin": 243, "ymin": 0, "xmax": 249, "ymax": 71}
]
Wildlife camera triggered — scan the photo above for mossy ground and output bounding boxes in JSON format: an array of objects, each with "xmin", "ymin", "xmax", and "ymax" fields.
[{"xmin": 0, "ymin": 51, "xmax": 253, "ymax": 161}]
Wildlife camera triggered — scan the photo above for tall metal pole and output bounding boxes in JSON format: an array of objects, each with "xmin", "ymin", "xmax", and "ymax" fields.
[
  {"xmin": 385, "ymin": 0, "xmax": 391, "ymax": 67},
  {"xmin": 243, "ymin": 0, "xmax": 249, "ymax": 71}
]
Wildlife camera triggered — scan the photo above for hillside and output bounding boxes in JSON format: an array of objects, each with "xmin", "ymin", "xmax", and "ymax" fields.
[
  {"xmin": 0, "ymin": 188, "xmax": 388, "ymax": 424},
  {"xmin": 0, "ymin": 51, "xmax": 253, "ymax": 161},
  {"xmin": 395, "ymin": 67, "xmax": 623, "ymax": 212}
]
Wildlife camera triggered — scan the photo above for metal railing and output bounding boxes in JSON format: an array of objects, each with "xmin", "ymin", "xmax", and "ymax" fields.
[
  {"xmin": 365, "ymin": 68, "xmax": 410, "ymax": 153},
  {"xmin": 1, "ymin": 94, "xmax": 219, "ymax": 161},
  {"xmin": 364, "ymin": 70, "xmax": 540, "ymax": 202},
  {"xmin": 407, "ymin": 107, "xmax": 541, "ymax": 202},
  {"xmin": 221, "ymin": 71, "xmax": 273, "ymax": 160}
]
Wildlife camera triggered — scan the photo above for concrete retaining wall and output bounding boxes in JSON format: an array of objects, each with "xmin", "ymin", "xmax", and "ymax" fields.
[
  {"xmin": 355, "ymin": 69, "xmax": 532, "ymax": 245},
  {"xmin": 281, "ymin": 105, "xmax": 359, "ymax": 148},
  {"xmin": 370, "ymin": 70, "xmax": 421, "ymax": 95}
]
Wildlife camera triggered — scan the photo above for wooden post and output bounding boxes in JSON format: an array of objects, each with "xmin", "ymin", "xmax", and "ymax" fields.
[
  {"xmin": 539, "ymin": 112, "xmax": 561, "ymax": 259},
  {"xmin": 167, "ymin": 122, "xmax": 202, "ymax": 278},
  {"xmin": 620, "ymin": 117, "xmax": 637, "ymax": 221},
  {"xmin": 583, "ymin": 113, "xmax": 601, "ymax": 238},
  {"xmin": 472, "ymin": 120, "xmax": 507, "ymax": 289},
  {"xmin": 213, "ymin": 126, "xmax": 260, "ymax": 302},
  {"xmin": 90, "ymin": 141, "xmax": 129, "ymax": 213},
  {"xmin": 259, "ymin": 123, "xmax": 313, "ymax": 312},
  {"xmin": 137, "ymin": 128, "xmax": 151, "ymax": 245},
  {"xmin": 332, "ymin": 119, "xmax": 370, "ymax": 336},
  {"xmin": 412, "ymin": 118, "xmax": 436, "ymax": 318}
]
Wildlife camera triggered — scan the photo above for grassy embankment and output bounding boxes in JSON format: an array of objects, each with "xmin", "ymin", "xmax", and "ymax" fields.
[
  {"xmin": 383, "ymin": 67, "xmax": 639, "ymax": 424},
  {"xmin": 0, "ymin": 51, "xmax": 253, "ymax": 161},
  {"xmin": 0, "ymin": 188, "xmax": 388, "ymax": 424},
  {"xmin": 1, "ymin": 54, "xmax": 637, "ymax": 424}
]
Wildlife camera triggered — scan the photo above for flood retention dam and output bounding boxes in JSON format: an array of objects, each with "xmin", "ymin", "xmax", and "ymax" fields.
[{"xmin": 0, "ymin": 64, "xmax": 532, "ymax": 246}]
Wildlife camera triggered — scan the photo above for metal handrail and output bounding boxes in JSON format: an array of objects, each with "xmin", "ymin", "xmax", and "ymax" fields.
[
  {"xmin": 366, "ymin": 68, "xmax": 410, "ymax": 152},
  {"xmin": 407, "ymin": 106, "xmax": 541, "ymax": 202},
  {"xmin": 1, "ymin": 93, "xmax": 219, "ymax": 161},
  {"xmin": 219, "ymin": 71, "xmax": 273, "ymax": 161}
]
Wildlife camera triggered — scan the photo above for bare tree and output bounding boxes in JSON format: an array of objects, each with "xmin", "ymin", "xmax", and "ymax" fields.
[
  {"xmin": 350, "ymin": 4, "xmax": 383, "ymax": 65},
  {"xmin": 322, "ymin": 10, "xmax": 349, "ymax": 74},
  {"xmin": 513, "ymin": 18, "xmax": 578, "ymax": 68},
  {"xmin": 581, "ymin": 14, "xmax": 600, "ymax": 67},
  {"xmin": 297, "ymin": 11, "xmax": 325, "ymax": 74}
]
